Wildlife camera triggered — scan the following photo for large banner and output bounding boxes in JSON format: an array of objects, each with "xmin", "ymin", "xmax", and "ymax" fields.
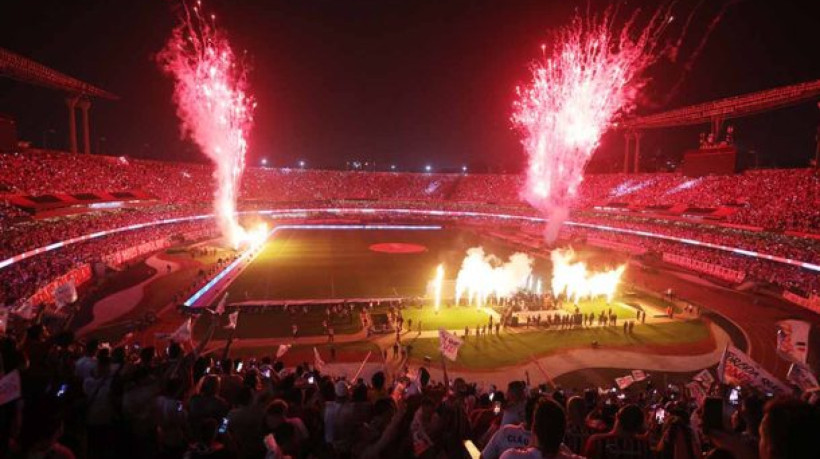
[
  {"xmin": 787, "ymin": 363, "xmax": 819, "ymax": 392},
  {"xmin": 718, "ymin": 345, "xmax": 792, "ymax": 395},
  {"xmin": 782, "ymin": 290, "xmax": 820, "ymax": 315},
  {"xmin": 776, "ymin": 320, "xmax": 810, "ymax": 364},
  {"xmin": 26, "ymin": 264, "xmax": 91, "ymax": 307},
  {"xmin": 102, "ymin": 238, "xmax": 172, "ymax": 267},
  {"xmin": 587, "ymin": 237, "xmax": 647, "ymax": 255},
  {"xmin": 438, "ymin": 329, "xmax": 464, "ymax": 362},
  {"xmin": 662, "ymin": 253, "xmax": 745, "ymax": 283}
]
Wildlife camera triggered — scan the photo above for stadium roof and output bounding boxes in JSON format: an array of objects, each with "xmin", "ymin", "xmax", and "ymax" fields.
[
  {"xmin": 0, "ymin": 46, "xmax": 118, "ymax": 100},
  {"xmin": 621, "ymin": 79, "xmax": 820, "ymax": 130}
]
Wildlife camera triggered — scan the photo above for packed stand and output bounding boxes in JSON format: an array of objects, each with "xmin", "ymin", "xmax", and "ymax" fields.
[
  {"xmin": 1, "ymin": 324, "xmax": 819, "ymax": 459},
  {"xmin": 0, "ymin": 218, "xmax": 217, "ymax": 308}
]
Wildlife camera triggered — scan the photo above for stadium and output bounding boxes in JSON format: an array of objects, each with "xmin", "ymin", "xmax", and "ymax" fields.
[{"xmin": 1, "ymin": 1, "xmax": 819, "ymax": 459}]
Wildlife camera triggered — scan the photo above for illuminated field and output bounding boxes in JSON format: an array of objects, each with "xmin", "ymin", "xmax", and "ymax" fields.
[
  {"xmin": 223, "ymin": 227, "xmax": 543, "ymax": 300},
  {"xmin": 404, "ymin": 320, "xmax": 712, "ymax": 370}
]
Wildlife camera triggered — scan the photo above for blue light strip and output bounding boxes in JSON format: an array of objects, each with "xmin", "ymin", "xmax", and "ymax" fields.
[{"xmin": 182, "ymin": 223, "xmax": 442, "ymax": 307}]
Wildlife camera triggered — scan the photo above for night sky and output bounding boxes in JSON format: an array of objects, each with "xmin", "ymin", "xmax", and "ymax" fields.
[{"xmin": 1, "ymin": 0, "xmax": 818, "ymax": 172}]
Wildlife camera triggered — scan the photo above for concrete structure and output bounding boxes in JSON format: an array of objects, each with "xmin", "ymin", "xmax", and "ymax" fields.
[
  {"xmin": 623, "ymin": 131, "xmax": 643, "ymax": 174},
  {"xmin": 77, "ymin": 98, "xmax": 91, "ymax": 154},
  {"xmin": 65, "ymin": 96, "xmax": 78, "ymax": 153}
]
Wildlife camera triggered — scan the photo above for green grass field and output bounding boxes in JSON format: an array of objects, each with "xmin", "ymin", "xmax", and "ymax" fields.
[
  {"xmin": 193, "ymin": 305, "xmax": 363, "ymax": 340},
  {"xmin": 375, "ymin": 305, "xmax": 496, "ymax": 331},
  {"xmin": 375, "ymin": 297, "xmax": 649, "ymax": 333},
  {"xmin": 404, "ymin": 320, "xmax": 711, "ymax": 369}
]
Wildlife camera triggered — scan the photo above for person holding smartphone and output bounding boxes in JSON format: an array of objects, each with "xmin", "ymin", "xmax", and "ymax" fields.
[{"xmin": 481, "ymin": 397, "xmax": 537, "ymax": 459}]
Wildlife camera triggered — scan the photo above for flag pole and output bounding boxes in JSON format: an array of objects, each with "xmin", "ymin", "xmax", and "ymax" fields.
[{"xmin": 351, "ymin": 351, "xmax": 372, "ymax": 383}]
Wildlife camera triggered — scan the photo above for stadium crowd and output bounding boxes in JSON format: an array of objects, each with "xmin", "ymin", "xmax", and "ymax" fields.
[
  {"xmin": 2, "ymin": 151, "xmax": 819, "ymax": 232},
  {"xmin": 1, "ymin": 322, "xmax": 818, "ymax": 459},
  {"xmin": 0, "ymin": 218, "xmax": 217, "ymax": 308},
  {"xmin": 2, "ymin": 150, "xmax": 820, "ymax": 322}
]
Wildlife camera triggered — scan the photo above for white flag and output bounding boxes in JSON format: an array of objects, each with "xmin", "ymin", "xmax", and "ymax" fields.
[
  {"xmin": 0, "ymin": 307, "xmax": 8, "ymax": 335},
  {"xmin": 313, "ymin": 347, "xmax": 326, "ymax": 371},
  {"xmin": 776, "ymin": 320, "xmax": 810, "ymax": 364},
  {"xmin": 718, "ymin": 344, "xmax": 792, "ymax": 395},
  {"xmin": 0, "ymin": 370, "xmax": 21, "ymax": 406},
  {"xmin": 170, "ymin": 318, "xmax": 192, "ymax": 342},
  {"xmin": 615, "ymin": 375, "xmax": 635, "ymax": 390},
  {"xmin": 438, "ymin": 329, "xmax": 464, "ymax": 361},
  {"xmin": 693, "ymin": 369, "xmax": 715, "ymax": 388},
  {"xmin": 686, "ymin": 381, "xmax": 706, "ymax": 405},
  {"xmin": 225, "ymin": 311, "xmax": 239, "ymax": 330},
  {"xmin": 215, "ymin": 293, "xmax": 228, "ymax": 315},
  {"xmin": 276, "ymin": 344, "xmax": 292, "ymax": 359},
  {"xmin": 13, "ymin": 301, "xmax": 35, "ymax": 320},
  {"xmin": 787, "ymin": 362, "xmax": 819, "ymax": 391},
  {"xmin": 54, "ymin": 280, "xmax": 77, "ymax": 309}
]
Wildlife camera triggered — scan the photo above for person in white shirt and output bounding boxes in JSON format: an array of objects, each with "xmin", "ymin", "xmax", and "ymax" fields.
[
  {"xmin": 481, "ymin": 397, "xmax": 537, "ymax": 459},
  {"xmin": 501, "ymin": 381, "xmax": 528, "ymax": 426},
  {"xmin": 500, "ymin": 398, "xmax": 585, "ymax": 459}
]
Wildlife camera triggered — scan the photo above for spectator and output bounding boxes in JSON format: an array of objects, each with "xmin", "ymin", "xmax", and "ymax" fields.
[
  {"xmin": 584, "ymin": 404, "xmax": 652, "ymax": 458},
  {"xmin": 499, "ymin": 398, "xmax": 584, "ymax": 459}
]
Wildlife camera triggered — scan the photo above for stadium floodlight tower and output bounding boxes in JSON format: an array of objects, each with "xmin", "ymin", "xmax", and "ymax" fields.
[{"xmin": 0, "ymin": 47, "xmax": 118, "ymax": 154}]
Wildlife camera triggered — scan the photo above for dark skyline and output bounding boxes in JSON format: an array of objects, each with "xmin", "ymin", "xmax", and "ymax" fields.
[{"xmin": 1, "ymin": 0, "xmax": 818, "ymax": 172}]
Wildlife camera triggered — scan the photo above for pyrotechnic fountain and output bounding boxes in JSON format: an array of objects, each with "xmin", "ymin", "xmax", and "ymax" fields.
[
  {"xmin": 512, "ymin": 9, "xmax": 675, "ymax": 242},
  {"xmin": 550, "ymin": 248, "xmax": 625, "ymax": 304},
  {"xmin": 454, "ymin": 247, "xmax": 533, "ymax": 307},
  {"xmin": 159, "ymin": 2, "xmax": 256, "ymax": 248},
  {"xmin": 432, "ymin": 264, "xmax": 444, "ymax": 312}
]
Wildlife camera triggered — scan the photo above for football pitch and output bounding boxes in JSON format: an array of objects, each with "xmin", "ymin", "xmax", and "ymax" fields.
[{"xmin": 224, "ymin": 227, "xmax": 547, "ymax": 300}]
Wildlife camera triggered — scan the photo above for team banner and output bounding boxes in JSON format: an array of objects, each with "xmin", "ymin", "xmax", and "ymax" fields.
[
  {"xmin": 718, "ymin": 345, "xmax": 792, "ymax": 395},
  {"xmin": 438, "ymin": 328, "xmax": 464, "ymax": 361},
  {"xmin": 0, "ymin": 370, "xmax": 21, "ymax": 406},
  {"xmin": 686, "ymin": 381, "xmax": 707, "ymax": 405},
  {"xmin": 693, "ymin": 369, "xmax": 716, "ymax": 388},
  {"xmin": 615, "ymin": 375, "xmax": 634, "ymax": 390},
  {"xmin": 787, "ymin": 363, "xmax": 819, "ymax": 392},
  {"xmin": 776, "ymin": 320, "xmax": 810, "ymax": 364}
]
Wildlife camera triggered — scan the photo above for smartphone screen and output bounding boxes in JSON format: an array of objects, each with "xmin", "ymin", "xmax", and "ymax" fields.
[
  {"xmin": 728, "ymin": 387, "xmax": 740, "ymax": 405},
  {"xmin": 655, "ymin": 407, "xmax": 666, "ymax": 424},
  {"xmin": 702, "ymin": 397, "xmax": 723, "ymax": 432},
  {"xmin": 218, "ymin": 417, "xmax": 229, "ymax": 434}
]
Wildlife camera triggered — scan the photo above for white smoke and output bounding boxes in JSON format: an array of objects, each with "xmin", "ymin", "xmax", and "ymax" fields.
[{"xmin": 455, "ymin": 247, "xmax": 534, "ymax": 306}]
